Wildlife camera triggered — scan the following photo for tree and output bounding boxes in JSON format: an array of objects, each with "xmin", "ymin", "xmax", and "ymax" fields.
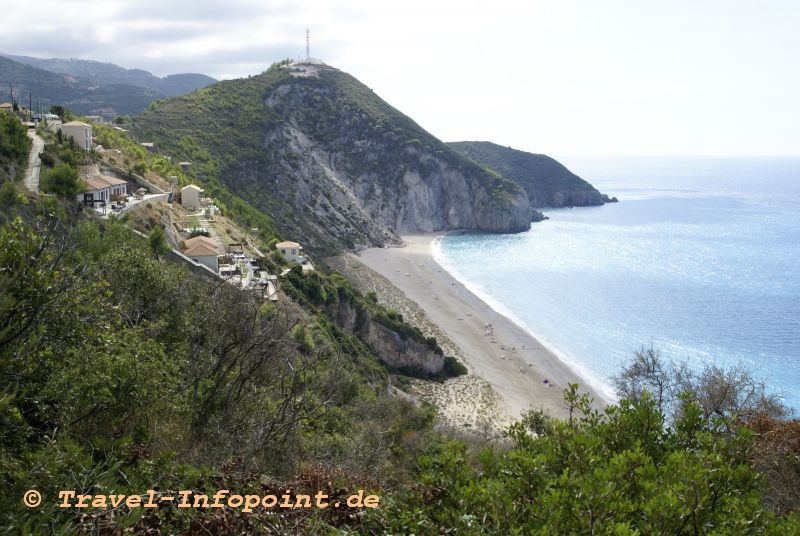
[
  {"xmin": 148, "ymin": 225, "xmax": 170, "ymax": 258},
  {"xmin": 49, "ymin": 105, "xmax": 65, "ymax": 119},
  {"xmin": 363, "ymin": 386, "xmax": 800, "ymax": 533},
  {"xmin": 612, "ymin": 346, "xmax": 786, "ymax": 430},
  {"xmin": 0, "ymin": 112, "xmax": 29, "ymax": 161},
  {"xmin": 40, "ymin": 163, "xmax": 80, "ymax": 198},
  {"xmin": 748, "ymin": 415, "xmax": 800, "ymax": 515},
  {"xmin": 0, "ymin": 180, "xmax": 24, "ymax": 209}
]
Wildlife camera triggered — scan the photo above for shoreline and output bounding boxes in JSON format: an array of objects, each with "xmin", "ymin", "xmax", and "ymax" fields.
[
  {"xmin": 350, "ymin": 233, "xmax": 608, "ymax": 422},
  {"xmin": 429, "ymin": 233, "xmax": 617, "ymax": 404}
]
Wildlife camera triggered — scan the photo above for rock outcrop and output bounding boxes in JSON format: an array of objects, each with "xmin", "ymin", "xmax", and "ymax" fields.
[{"xmin": 327, "ymin": 292, "xmax": 445, "ymax": 376}]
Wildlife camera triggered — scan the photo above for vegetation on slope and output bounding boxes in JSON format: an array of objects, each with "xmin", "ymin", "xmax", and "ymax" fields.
[
  {"xmin": 93, "ymin": 122, "xmax": 282, "ymax": 244},
  {"xmin": 450, "ymin": 140, "xmax": 616, "ymax": 207},
  {"xmin": 0, "ymin": 110, "xmax": 31, "ymax": 182},
  {"xmin": 133, "ymin": 61, "xmax": 529, "ymax": 252},
  {"xmin": 281, "ymin": 265, "xmax": 468, "ymax": 381},
  {"xmin": 363, "ymin": 385, "xmax": 799, "ymax": 534},
  {"xmin": 0, "ymin": 193, "xmax": 440, "ymax": 533},
  {"xmin": 0, "ymin": 185, "xmax": 797, "ymax": 532}
]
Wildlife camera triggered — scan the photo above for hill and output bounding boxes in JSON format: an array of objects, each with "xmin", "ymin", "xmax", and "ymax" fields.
[
  {"xmin": 133, "ymin": 61, "xmax": 532, "ymax": 251},
  {"xmin": 4, "ymin": 54, "xmax": 216, "ymax": 96},
  {"xmin": 449, "ymin": 141, "xmax": 616, "ymax": 208},
  {"xmin": 0, "ymin": 56, "xmax": 163, "ymax": 117}
]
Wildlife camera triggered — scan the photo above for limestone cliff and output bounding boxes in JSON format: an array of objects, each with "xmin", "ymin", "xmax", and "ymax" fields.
[
  {"xmin": 133, "ymin": 61, "xmax": 531, "ymax": 253},
  {"xmin": 327, "ymin": 290, "xmax": 445, "ymax": 376}
]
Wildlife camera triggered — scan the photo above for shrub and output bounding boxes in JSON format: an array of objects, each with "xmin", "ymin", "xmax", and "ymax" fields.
[
  {"xmin": 442, "ymin": 355, "xmax": 467, "ymax": 377},
  {"xmin": 40, "ymin": 163, "xmax": 80, "ymax": 198}
]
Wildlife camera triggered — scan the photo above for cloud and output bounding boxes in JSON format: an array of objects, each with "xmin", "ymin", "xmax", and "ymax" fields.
[
  {"xmin": 2, "ymin": 0, "xmax": 798, "ymax": 154},
  {"xmin": 0, "ymin": 0, "xmax": 314, "ymax": 78}
]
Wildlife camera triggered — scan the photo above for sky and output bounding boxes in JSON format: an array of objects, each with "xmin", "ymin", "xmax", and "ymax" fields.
[{"xmin": 2, "ymin": 0, "xmax": 799, "ymax": 156}]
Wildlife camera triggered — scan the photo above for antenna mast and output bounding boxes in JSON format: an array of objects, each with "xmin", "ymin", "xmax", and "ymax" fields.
[{"xmin": 306, "ymin": 28, "xmax": 310, "ymax": 61}]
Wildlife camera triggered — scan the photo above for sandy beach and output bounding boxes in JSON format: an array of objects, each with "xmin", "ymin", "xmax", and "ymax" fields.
[{"xmin": 338, "ymin": 234, "xmax": 606, "ymax": 424}]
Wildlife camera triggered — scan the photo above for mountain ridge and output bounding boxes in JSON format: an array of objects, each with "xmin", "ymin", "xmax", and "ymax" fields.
[
  {"xmin": 3, "ymin": 54, "xmax": 215, "ymax": 96},
  {"xmin": 0, "ymin": 55, "xmax": 160, "ymax": 117},
  {"xmin": 0, "ymin": 54, "xmax": 214, "ymax": 117}
]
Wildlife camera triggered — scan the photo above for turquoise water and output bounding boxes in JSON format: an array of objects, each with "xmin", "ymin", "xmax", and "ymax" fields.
[{"xmin": 436, "ymin": 157, "xmax": 800, "ymax": 409}]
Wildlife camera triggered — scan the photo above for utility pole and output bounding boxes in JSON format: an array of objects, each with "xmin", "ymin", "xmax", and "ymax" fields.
[{"xmin": 306, "ymin": 28, "xmax": 310, "ymax": 61}]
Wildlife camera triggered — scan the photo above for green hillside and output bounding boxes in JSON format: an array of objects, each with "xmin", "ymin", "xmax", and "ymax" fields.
[
  {"xmin": 0, "ymin": 110, "xmax": 31, "ymax": 181},
  {"xmin": 133, "ymin": 61, "xmax": 531, "ymax": 252},
  {"xmin": 449, "ymin": 140, "xmax": 616, "ymax": 208}
]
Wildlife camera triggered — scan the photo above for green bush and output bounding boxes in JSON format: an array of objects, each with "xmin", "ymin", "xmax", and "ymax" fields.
[
  {"xmin": 442, "ymin": 355, "xmax": 467, "ymax": 377},
  {"xmin": 40, "ymin": 163, "xmax": 80, "ymax": 197},
  {"xmin": 363, "ymin": 386, "xmax": 800, "ymax": 533}
]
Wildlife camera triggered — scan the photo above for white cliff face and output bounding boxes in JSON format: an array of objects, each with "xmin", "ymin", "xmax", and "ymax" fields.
[
  {"xmin": 255, "ymin": 103, "xmax": 532, "ymax": 250},
  {"xmin": 329, "ymin": 295, "xmax": 445, "ymax": 376}
]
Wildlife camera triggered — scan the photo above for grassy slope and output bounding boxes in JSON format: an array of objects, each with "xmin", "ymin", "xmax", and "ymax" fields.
[{"xmin": 93, "ymin": 122, "xmax": 282, "ymax": 245}]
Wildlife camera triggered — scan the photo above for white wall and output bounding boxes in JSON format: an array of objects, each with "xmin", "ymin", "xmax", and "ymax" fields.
[{"xmin": 60, "ymin": 124, "xmax": 92, "ymax": 150}]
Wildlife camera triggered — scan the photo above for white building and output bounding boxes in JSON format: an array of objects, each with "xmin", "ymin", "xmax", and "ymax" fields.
[
  {"xmin": 181, "ymin": 184, "xmax": 204, "ymax": 211},
  {"xmin": 183, "ymin": 235, "xmax": 220, "ymax": 272},
  {"xmin": 77, "ymin": 176, "xmax": 128, "ymax": 207},
  {"xmin": 60, "ymin": 121, "xmax": 92, "ymax": 150},
  {"xmin": 276, "ymin": 241, "xmax": 303, "ymax": 262}
]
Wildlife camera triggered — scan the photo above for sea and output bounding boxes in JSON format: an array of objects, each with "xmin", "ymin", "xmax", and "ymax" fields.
[{"xmin": 435, "ymin": 157, "xmax": 800, "ymax": 410}]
